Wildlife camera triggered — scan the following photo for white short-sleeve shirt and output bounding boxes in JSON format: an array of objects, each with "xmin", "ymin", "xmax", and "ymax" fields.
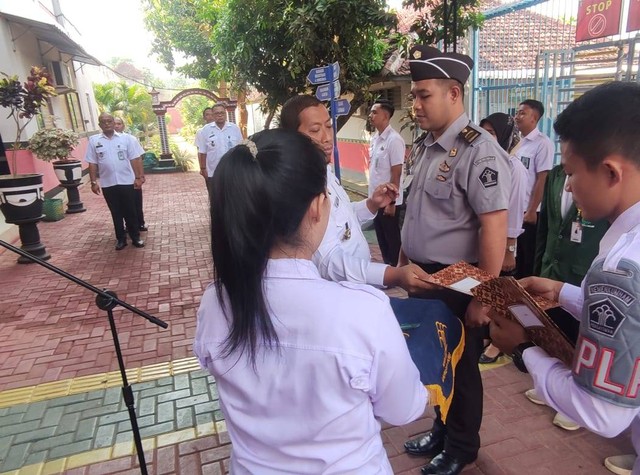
[
  {"xmin": 84, "ymin": 132, "xmax": 140, "ymax": 188},
  {"xmin": 313, "ymin": 167, "xmax": 388, "ymax": 286},
  {"xmin": 514, "ymin": 128, "xmax": 554, "ymax": 210},
  {"xmin": 194, "ymin": 259, "xmax": 426, "ymax": 475},
  {"xmin": 195, "ymin": 121, "xmax": 243, "ymax": 177},
  {"xmin": 369, "ymin": 125, "xmax": 406, "ymax": 206}
]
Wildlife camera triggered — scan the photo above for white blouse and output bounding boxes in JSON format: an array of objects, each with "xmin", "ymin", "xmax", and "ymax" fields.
[{"xmin": 194, "ymin": 258, "xmax": 426, "ymax": 474}]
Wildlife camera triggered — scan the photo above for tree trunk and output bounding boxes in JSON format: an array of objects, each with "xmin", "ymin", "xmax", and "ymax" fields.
[{"xmin": 264, "ymin": 109, "xmax": 276, "ymax": 130}]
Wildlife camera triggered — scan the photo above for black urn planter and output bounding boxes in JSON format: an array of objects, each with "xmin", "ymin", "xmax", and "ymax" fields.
[
  {"xmin": 52, "ymin": 160, "xmax": 86, "ymax": 213},
  {"xmin": 0, "ymin": 173, "xmax": 50, "ymax": 263}
]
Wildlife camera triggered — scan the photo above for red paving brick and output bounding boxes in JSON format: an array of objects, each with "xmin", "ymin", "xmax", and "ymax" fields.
[
  {"xmin": 0, "ymin": 172, "xmax": 634, "ymax": 474},
  {"xmin": 0, "ymin": 173, "xmax": 212, "ymax": 391}
]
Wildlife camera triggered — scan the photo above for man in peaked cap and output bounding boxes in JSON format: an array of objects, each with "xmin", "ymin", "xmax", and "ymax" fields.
[{"xmin": 399, "ymin": 45, "xmax": 512, "ymax": 475}]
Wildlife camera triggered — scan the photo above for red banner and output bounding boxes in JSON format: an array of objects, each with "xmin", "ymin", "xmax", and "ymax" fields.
[
  {"xmin": 628, "ymin": 0, "xmax": 640, "ymax": 32},
  {"xmin": 576, "ymin": 0, "xmax": 623, "ymax": 42}
]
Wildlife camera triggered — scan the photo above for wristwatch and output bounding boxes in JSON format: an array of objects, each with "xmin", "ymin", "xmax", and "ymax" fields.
[
  {"xmin": 512, "ymin": 341, "xmax": 536, "ymax": 373},
  {"xmin": 507, "ymin": 244, "xmax": 516, "ymax": 253}
]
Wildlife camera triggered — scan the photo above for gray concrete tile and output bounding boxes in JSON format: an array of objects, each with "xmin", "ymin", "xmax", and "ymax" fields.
[
  {"xmin": 138, "ymin": 421, "xmax": 175, "ymax": 439},
  {"xmin": 47, "ymin": 393, "xmax": 88, "ymax": 407},
  {"xmin": 0, "ymin": 442, "xmax": 31, "ymax": 472},
  {"xmin": 176, "ymin": 407, "xmax": 194, "ymax": 430},
  {"xmin": 14, "ymin": 426, "xmax": 57, "ymax": 445},
  {"xmin": 75, "ymin": 417, "xmax": 98, "ymax": 440},
  {"xmin": 40, "ymin": 405, "xmax": 65, "ymax": 428},
  {"xmin": 49, "ymin": 439, "xmax": 93, "ymax": 459},
  {"xmin": 93, "ymin": 424, "xmax": 116, "ymax": 449},
  {"xmin": 173, "ymin": 373, "xmax": 190, "ymax": 391},
  {"xmin": 55, "ymin": 412, "xmax": 81, "ymax": 435},
  {"xmin": 157, "ymin": 401, "xmax": 175, "ymax": 423},
  {"xmin": 156, "ymin": 388, "xmax": 191, "ymax": 403}
]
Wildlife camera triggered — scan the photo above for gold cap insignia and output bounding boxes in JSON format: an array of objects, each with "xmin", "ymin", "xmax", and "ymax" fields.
[{"xmin": 413, "ymin": 50, "xmax": 422, "ymax": 59}]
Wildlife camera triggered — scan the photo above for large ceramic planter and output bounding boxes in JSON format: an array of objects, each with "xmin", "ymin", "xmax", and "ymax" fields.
[
  {"xmin": 0, "ymin": 173, "xmax": 45, "ymax": 223},
  {"xmin": 0, "ymin": 173, "xmax": 50, "ymax": 263},
  {"xmin": 52, "ymin": 160, "xmax": 86, "ymax": 214}
]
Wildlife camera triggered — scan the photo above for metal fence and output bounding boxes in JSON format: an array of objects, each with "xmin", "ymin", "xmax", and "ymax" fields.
[{"xmin": 471, "ymin": 0, "xmax": 639, "ymax": 161}]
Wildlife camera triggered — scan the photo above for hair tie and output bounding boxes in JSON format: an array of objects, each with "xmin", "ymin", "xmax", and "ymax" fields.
[{"xmin": 239, "ymin": 139, "xmax": 258, "ymax": 161}]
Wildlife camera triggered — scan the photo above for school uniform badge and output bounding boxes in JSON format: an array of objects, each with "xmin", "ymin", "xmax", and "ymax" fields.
[
  {"xmin": 478, "ymin": 167, "xmax": 498, "ymax": 188},
  {"xmin": 588, "ymin": 299, "xmax": 625, "ymax": 337}
]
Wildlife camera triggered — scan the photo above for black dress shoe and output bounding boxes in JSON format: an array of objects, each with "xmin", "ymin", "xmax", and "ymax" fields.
[
  {"xmin": 115, "ymin": 240, "xmax": 127, "ymax": 251},
  {"xmin": 421, "ymin": 451, "xmax": 469, "ymax": 475},
  {"xmin": 132, "ymin": 239, "xmax": 145, "ymax": 248},
  {"xmin": 404, "ymin": 431, "xmax": 445, "ymax": 457},
  {"xmin": 139, "ymin": 224, "xmax": 148, "ymax": 232},
  {"xmin": 479, "ymin": 351, "xmax": 504, "ymax": 364}
]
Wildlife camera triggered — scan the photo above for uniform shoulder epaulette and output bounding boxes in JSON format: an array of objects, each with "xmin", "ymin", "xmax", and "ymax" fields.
[{"xmin": 459, "ymin": 122, "xmax": 482, "ymax": 144}]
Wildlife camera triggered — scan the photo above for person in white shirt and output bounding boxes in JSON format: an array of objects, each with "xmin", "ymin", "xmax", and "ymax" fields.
[
  {"xmin": 85, "ymin": 113, "xmax": 144, "ymax": 250},
  {"xmin": 113, "ymin": 116, "xmax": 147, "ymax": 232},
  {"xmin": 514, "ymin": 99, "xmax": 554, "ymax": 278},
  {"xmin": 368, "ymin": 99, "xmax": 405, "ymax": 266},
  {"xmin": 490, "ymin": 82, "xmax": 640, "ymax": 475},
  {"xmin": 196, "ymin": 103, "xmax": 243, "ymax": 193},
  {"xmin": 194, "ymin": 106, "xmax": 214, "ymax": 174},
  {"xmin": 278, "ymin": 95, "xmax": 433, "ymax": 293},
  {"xmin": 194, "ymin": 129, "xmax": 427, "ymax": 474}
]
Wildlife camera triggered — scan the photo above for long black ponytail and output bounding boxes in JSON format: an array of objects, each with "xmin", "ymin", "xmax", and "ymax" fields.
[{"xmin": 210, "ymin": 129, "xmax": 327, "ymax": 364}]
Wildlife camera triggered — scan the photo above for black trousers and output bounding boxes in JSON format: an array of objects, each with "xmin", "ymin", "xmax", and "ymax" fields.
[
  {"xmin": 373, "ymin": 207, "xmax": 403, "ymax": 266},
  {"xmin": 411, "ymin": 261, "xmax": 484, "ymax": 463},
  {"xmin": 516, "ymin": 218, "xmax": 538, "ymax": 279},
  {"xmin": 134, "ymin": 188, "xmax": 145, "ymax": 227},
  {"xmin": 102, "ymin": 185, "xmax": 140, "ymax": 242}
]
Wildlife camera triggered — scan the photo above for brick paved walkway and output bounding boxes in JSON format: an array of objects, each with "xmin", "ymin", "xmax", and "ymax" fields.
[{"xmin": 0, "ymin": 171, "xmax": 633, "ymax": 474}]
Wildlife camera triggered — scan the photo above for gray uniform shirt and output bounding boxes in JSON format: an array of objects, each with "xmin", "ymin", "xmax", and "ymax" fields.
[{"xmin": 401, "ymin": 113, "xmax": 511, "ymax": 265}]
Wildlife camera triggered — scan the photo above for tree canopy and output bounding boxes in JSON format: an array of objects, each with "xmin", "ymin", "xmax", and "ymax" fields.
[
  {"xmin": 144, "ymin": 0, "xmax": 395, "ymax": 126},
  {"xmin": 142, "ymin": 0, "xmax": 482, "ymax": 127},
  {"xmin": 93, "ymin": 81, "xmax": 156, "ymax": 144}
]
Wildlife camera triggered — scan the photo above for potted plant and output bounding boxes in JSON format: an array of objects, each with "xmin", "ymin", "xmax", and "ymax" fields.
[
  {"xmin": 0, "ymin": 67, "xmax": 57, "ymax": 263},
  {"xmin": 28, "ymin": 127, "xmax": 86, "ymax": 214}
]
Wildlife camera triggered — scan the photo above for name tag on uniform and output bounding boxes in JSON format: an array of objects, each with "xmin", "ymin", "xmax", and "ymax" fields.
[
  {"xmin": 118, "ymin": 150, "xmax": 126, "ymax": 160},
  {"xmin": 571, "ymin": 221, "xmax": 583, "ymax": 243}
]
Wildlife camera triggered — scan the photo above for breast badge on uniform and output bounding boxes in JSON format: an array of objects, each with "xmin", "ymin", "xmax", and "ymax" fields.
[
  {"xmin": 478, "ymin": 167, "xmax": 498, "ymax": 188},
  {"xmin": 588, "ymin": 299, "xmax": 625, "ymax": 337},
  {"xmin": 448, "ymin": 148, "xmax": 457, "ymax": 157},
  {"xmin": 436, "ymin": 174, "xmax": 447, "ymax": 182},
  {"xmin": 341, "ymin": 222, "xmax": 351, "ymax": 241},
  {"xmin": 520, "ymin": 156, "xmax": 531, "ymax": 169},
  {"xmin": 439, "ymin": 161, "xmax": 451, "ymax": 173}
]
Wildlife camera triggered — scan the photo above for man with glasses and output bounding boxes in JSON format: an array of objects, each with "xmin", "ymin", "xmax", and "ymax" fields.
[{"xmin": 196, "ymin": 103, "xmax": 243, "ymax": 192}]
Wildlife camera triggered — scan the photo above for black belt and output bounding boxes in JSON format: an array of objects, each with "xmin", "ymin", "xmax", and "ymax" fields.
[{"xmin": 412, "ymin": 261, "xmax": 478, "ymax": 275}]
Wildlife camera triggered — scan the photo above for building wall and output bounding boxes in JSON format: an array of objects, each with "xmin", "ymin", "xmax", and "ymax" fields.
[{"xmin": 336, "ymin": 80, "xmax": 414, "ymax": 177}]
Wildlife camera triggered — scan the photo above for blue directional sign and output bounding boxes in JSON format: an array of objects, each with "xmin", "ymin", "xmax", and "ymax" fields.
[
  {"xmin": 307, "ymin": 61, "xmax": 340, "ymax": 85},
  {"xmin": 315, "ymin": 80, "xmax": 341, "ymax": 101},
  {"xmin": 334, "ymin": 99, "xmax": 351, "ymax": 116}
]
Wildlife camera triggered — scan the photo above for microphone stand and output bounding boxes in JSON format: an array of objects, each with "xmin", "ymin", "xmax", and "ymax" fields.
[{"xmin": 0, "ymin": 240, "xmax": 168, "ymax": 475}]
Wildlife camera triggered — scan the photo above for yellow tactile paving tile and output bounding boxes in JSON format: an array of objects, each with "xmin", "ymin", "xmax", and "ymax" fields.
[
  {"xmin": 0, "ymin": 421, "xmax": 225, "ymax": 475},
  {"xmin": 479, "ymin": 355, "xmax": 512, "ymax": 372},
  {"xmin": 0, "ymin": 357, "xmax": 202, "ymax": 409}
]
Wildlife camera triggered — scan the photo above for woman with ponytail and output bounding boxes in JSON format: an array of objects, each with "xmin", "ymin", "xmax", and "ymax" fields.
[{"xmin": 194, "ymin": 129, "xmax": 426, "ymax": 474}]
